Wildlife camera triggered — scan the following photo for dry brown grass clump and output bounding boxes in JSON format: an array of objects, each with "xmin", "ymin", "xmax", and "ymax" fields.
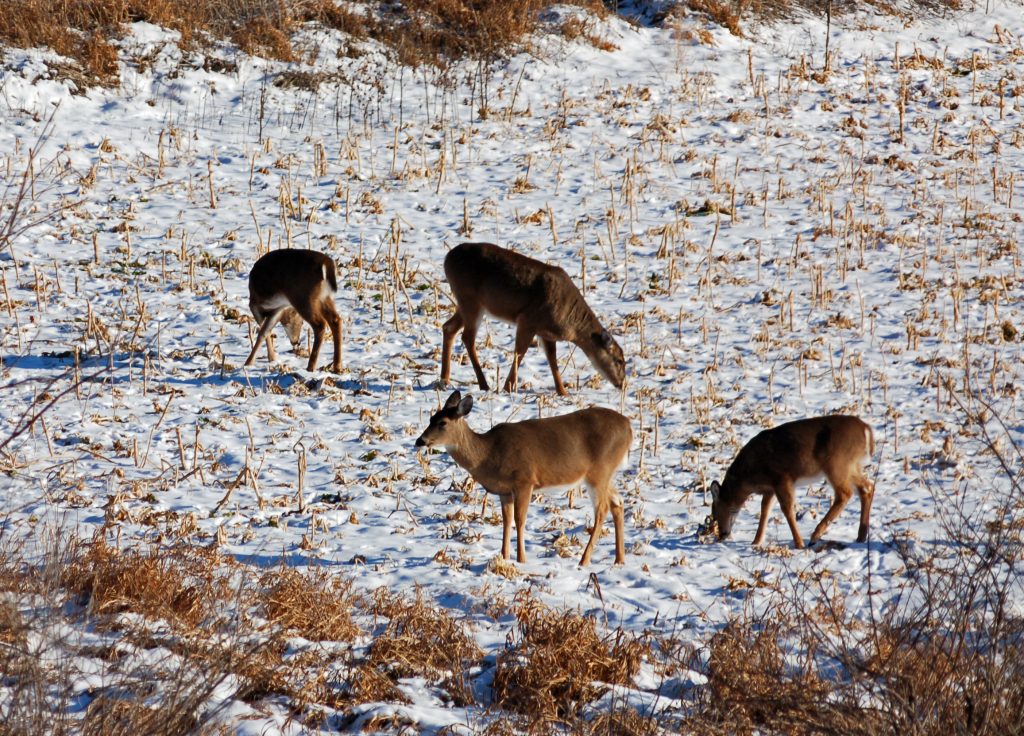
[
  {"xmin": 703, "ymin": 618, "xmax": 835, "ymax": 735},
  {"xmin": 260, "ymin": 564, "xmax": 360, "ymax": 642},
  {"xmin": 367, "ymin": 587, "xmax": 483, "ymax": 704},
  {"xmin": 376, "ymin": 0, "xmax": 545, "ymax": 69},
  {"xmin": 856, "ymin": 623, "xmax": 1024, "ymax": 735},
  {"xmin": 61, "ymin": 537, "xmax": 228, "ymax": 630},
  {"xmin": 492, "ymin": 598, "xmax": 650, "ymax": 724}
]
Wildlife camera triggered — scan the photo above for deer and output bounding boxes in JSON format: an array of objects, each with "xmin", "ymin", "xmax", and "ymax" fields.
[
  {"xmin": 415, "ymin": 391, "xmax": 633, "ymax": 566},
  {"xmin": 243, "ymin": 248, "xmax": 343, "ymax": 373},
  {"xmin": 440, "ymin": 242, "xmax": 625, "ymax": 396},
  {"xmin": 708, "ymin": 415, "xmax": 876, "ymax": 548}
]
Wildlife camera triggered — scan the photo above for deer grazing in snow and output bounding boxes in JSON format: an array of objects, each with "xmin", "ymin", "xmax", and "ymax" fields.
[
  {"xmin": 415, "ymin": 391, "xmax": 633, "ymax": 566},
  {"xmin": 244, "ymin": 248, "xmax": 343, "ymax": 372},
  {"xmin": 709, "ymin": 415, "xmax": 876, "ymax": 548},
  {"xmin": 440, "ymin": 242, "xmax": 626, "ymax": 396}
]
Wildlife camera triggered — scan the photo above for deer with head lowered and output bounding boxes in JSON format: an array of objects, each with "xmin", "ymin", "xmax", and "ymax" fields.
[
  {"xmin": 709, "ymin": 415, "xmax": 876, "ymax": 548},
  {"xmin": 415, "ymin": 391, "xmax": 633, "ymax": 566},
  {"xmin": 440, "ymin": 242, "xmax": 625, "ymax": 396},
  {"xmin": 243, "ymin": 248, "xmax": 342, "ymax": 373}
]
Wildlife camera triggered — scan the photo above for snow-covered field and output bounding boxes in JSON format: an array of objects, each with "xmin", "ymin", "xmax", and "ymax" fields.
[{"xmin": 1, "ymin": 1, "xmax": 1023, "ymax": 731}]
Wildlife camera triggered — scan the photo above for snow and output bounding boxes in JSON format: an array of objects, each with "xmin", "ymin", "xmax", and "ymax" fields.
[{"xmin": 1, "ymin": 1, "xmax": 1023, "ymax": 731}]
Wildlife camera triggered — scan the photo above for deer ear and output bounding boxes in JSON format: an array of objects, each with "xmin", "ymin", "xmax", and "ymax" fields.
[
  {"xmin": 456, "ymin": 394, "xmax": 474, "ymax": 417},
  {"xmin": 593, "ymin": 329, "xmax": 613, "ymax": 348},
  {"xmin": 444, "ymin": 391, "xmax": 462, "ymax": 410},
  {"xmin": 709, "ymin": 481, "xmax": 720, "ymax": 502}
]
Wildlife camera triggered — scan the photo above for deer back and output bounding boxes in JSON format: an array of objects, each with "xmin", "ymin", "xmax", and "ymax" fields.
[
  {"xmin": 249, "ymin": 249, "xmax": 337, "ymax": 309},
  {"xmin": 444, "ymin": 242, "xmax": 598, "ymax": 337},
  {"xmin": 464, "ymin": 408, "xmax": 629, "ymax": 492},
  {"xmin": 724, "ymin": 415, "xmax": 872, "ymax": 498}
]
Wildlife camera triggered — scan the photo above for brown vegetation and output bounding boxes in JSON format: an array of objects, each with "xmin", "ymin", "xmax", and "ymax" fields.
[
  {"xmin": 0, "ymin": 0, "xmax": 966, "ymax": 87},
  {"xmin": 492, "ymin": 597, "xmax": 650, "ymax": 722}
]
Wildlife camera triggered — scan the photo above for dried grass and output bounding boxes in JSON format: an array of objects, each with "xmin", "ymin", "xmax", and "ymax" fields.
[
  {"xmin": 259, "ymin": 564, "xmax": 360, "ymax": 642},
  {"xmin": 61, "ymin": 538, "xmax": 227, "ymax": 630},
  {"xmin": 492, "ymin": 598, "xmax": 650, "ymax": 724},
  {"xmin": 368, "ymin": 587, "xmax": 482, "ymax": 704},
  {"xmin": 703, "ymin": 618, "xmax": 834, "ymax": 735}
]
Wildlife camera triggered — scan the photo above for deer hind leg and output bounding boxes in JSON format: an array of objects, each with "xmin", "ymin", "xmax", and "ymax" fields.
[
  {"xmin": 855, "ymin": 472, "xmax": 874, "ymax": 543},
  {"xmin": 774, "ymin": 480, "xmax": 805, "ymax": 548},
  {"xmin": 541, "ymin": 338, "xmax": 568, "ymax": 396},
  {"xmin": 323, "ymin": 299, "xmax": 343, "ymax": 372},
  {"xmin": 245, "ymin": 307, "xmax": 287, "ymax": 367},
  {"xmin": 513, "ymin": 490, "xmax": 530, "ymax": 563},
  {"xmin": 580, "ymin": 494, "xmax": 608, "ymax": 568},
  {"xmin": 460, "ymin": 309, "xmax": 489, "ymax": 391},
  {"xmin": 810, "ymin": 480, "xmax": 854, "ymax": 543},
  {"xmin": 503, "ymin": 322, "xmax": 535, "ymax": 393},
  {"xmin": 440, "ymin": 312, "xmax": 464, "ymax": 386},
  {"xmin": 500, "ymin": 494, "xmax": 513, "ymax": 560},
  {"xmin": 580, "ymin": 480, "xmax": 624, "ymax": 566}
]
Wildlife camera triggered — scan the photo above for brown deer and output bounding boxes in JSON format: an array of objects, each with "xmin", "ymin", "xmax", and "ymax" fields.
[
  {"xmin": 709, "ymin": 415, "xmax": 875, "ymax": 548},
  {"xmin": 440, "ymin": 242, "xmax": 625, "ymax": 396},
  {"xmin": 415, "ymin": 391, "xmax": 632, "ymax": 566},
  {"xmin": 243, "ymin": 248, "xmax": 343, "ymax": 372}
]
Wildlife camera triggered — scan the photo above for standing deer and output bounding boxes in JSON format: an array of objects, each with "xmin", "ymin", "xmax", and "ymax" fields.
[
  {"xmin": 440, "ymin": 242, "xmax": 625, "ymax": 396},
  {"xmin": 415, "ymin": 391, "xmax": 633, "ymax": 566},
  {"xmin": 709, "ymin": 415, "xmax": 875, "ymax": 548},
  {"xmin": 244, "ymin": 248, "xmax": 343, "ymax": 372}
]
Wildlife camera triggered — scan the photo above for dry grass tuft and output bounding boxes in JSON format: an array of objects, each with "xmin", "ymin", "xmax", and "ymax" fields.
[
  {"xmin": 62, "ymin": 538, "xmax": 226, "ymax": 630},
  {"xmin": 377, "ymin": 0, "xmax": 545, "ymax": 69},
  {"xmin": 260, "ymin": 564, "xmax": 360, "ymax": 642},
  {"xmin": 233, "ymin": 17, "xmax": 296, "ymax": 62},
  {"xmin": 586, "ymin": 705, "xmax": 661, "ymax": 735},
  {"xmin": 492, "ymin": 598, "xmax": 650, "ymax": 723},
  {"xmin": 368, "ymin": 587, "xmax": 482, "ymax": 704},
  {"xmin": 704, "ymin": 618, "xmax": 832, "ymax": 734},
  {"xmin": 346, "ymin": 661, "xmax": 412, "ymax": 705}
]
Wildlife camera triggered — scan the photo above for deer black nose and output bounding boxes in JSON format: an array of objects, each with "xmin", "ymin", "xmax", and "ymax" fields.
[{"xmin": 415, "ymin": 437, "xmax": 425, "ymax": 447}]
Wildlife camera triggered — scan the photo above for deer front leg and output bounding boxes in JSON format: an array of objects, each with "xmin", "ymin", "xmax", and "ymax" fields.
[
  {"xmin": 541, "ymin": 338, "xmax": 568, "ymax": 396},
  {"xmin": 775, "ymin": 481, "xmax": 805, "ymax": 549},
  {"xmin": 500, "ymin": 495, "xmax": 513, "ymax": 560},
  {"xmin": 245, "ymin": 309, "xmax": 286, "ymax": 367},
  {"xmin": 440, "ymin": 312, "xmax": 464, "ymax": 387},
  {"xmin": 461, "ymin": 311, "xmax": 489, "ymax": 391},
  {"xmin": 306, "ymin": 321, "xmax": 326, "ymax": 372},
  {"xmin": 753, "ymin": 492, "xmax": 774, "ymax": 546},
  {"xmin": 503, "ymin": 323, "xmax": 535, "ymax": 393}
]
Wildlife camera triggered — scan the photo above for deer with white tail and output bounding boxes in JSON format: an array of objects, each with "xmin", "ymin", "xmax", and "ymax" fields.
[
  {"xmin": 708, "ymin": 415, "xmax": 876, "ymax": 548},
  {"xmin": 440, "ymin": 242, "xmax": 625, "ymax": 396},
  {"xmin": 415, "ymin": 391, "xmax": 632, "ymax": 566},
  {"xmin": 243, "ymin": 248, "xmax": 343, "ymax": 373}
]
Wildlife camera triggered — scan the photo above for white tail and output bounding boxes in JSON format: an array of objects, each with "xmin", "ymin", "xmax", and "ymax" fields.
[
  {"xmin": 415, "ymin": 391, "xmax": 632, "ymax": 566},
  {"xmin": 244, "ymin": 248, "xmax": 342, "ymax": 373},
  {"xmin": 709, "ymin": 415, "xmax": 876, "ymax": 548},
  {"xmin": 440, "ymin": 242, "xmax": 625, "ymax": 396}
]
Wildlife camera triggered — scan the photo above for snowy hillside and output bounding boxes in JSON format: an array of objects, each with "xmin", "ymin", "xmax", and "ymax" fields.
[{"xmin": 1, "ymin": 1, "xmax": 1022, "ymax": 732}]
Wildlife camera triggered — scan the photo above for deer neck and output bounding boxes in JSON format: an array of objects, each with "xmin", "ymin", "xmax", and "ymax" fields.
[{"xmin": 444, "ymin": 422, "xmax": 489, "ymax": 474}]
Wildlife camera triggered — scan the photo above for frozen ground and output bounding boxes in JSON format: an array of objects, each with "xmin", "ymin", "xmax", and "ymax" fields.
[{"xmin": 1, "ymin": 1, "xmax": 1023, "ymax": 731}]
